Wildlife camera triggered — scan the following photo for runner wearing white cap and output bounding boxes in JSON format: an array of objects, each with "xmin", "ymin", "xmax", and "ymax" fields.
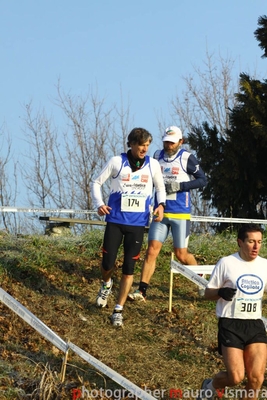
[{"xmin": 128, "ymin": 125, "xmax": 207, "ymax": 301}]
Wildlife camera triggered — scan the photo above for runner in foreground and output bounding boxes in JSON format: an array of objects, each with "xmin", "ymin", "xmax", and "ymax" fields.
[{"xmin": 198, "ymin": 224, "xmax": 267, "ymax": 400}]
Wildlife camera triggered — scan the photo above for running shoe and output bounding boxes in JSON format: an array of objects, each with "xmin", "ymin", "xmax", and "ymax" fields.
[
  {"xmin": 111, "ymin": 310, "xmax": 123, "ymax": 327},
  {"xmin": 197, "ymin": 378, "xmax": 215, "ymax": 400},
  {"xmin": 96, "ymin": 280, "xmax": 113, "ymax": 307},
  {"xmin": 127, "ymin": 289, "xmax": 146, "ymax": 302}
]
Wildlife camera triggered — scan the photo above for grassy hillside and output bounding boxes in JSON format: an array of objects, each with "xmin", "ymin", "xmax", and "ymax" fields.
[{"xmin": 0, "ymin": 230, "xmax": 267, "ymax": 399}]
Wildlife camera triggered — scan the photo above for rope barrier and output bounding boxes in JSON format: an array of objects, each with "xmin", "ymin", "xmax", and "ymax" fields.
[{"xmin": 0, "ymin": 206, "xmax": 266, "ymax": 224}]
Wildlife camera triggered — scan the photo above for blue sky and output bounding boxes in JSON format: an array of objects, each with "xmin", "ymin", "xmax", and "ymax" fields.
[{"xmin": 1, "ymin": 0, "xmax": 267, "ymax": 161}]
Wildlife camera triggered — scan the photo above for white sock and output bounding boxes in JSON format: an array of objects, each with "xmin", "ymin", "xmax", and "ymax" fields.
[
  {"xmin": 104, "ymin": 280, "xmax": 111, "ymax": 287},
  {"xmin": 114, "ymin": 304, "xmax": 123, "ymax": 312}
]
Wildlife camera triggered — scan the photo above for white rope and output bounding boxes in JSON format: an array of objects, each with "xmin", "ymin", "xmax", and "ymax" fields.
[{"xmin": 0, "ymin": 206, "xmax": 96, "ymax": 214}]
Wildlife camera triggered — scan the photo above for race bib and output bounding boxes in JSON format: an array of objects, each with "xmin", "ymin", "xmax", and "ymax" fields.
[
  {"xmin": 166, "ymin": 192, "xmax": 176, "ymax": 200},
  {"xmin": 121, "ymin": 194, "xmax": 146, "ymax": 212},
  {"xmin": 233, "ymin": 297, "xmax": 261, "ymax": 319}
]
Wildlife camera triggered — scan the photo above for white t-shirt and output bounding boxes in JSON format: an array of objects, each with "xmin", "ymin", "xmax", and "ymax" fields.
[{"xmin": 207, "ymin": 252, "xmax": 267, "ymax": 319}]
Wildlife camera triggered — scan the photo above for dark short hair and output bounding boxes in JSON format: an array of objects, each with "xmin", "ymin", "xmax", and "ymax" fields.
[
  {"xmin": 127, "ymin": 128, "xmax": 152, "ymax": 147},
  {"xmin": 238, "ymin": 223, "xmax": 264, "ymax": 241}
]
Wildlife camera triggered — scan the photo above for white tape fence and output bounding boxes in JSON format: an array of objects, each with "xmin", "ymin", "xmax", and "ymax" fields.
[
  {"xmin": 1, "ymin": 206, "xmax": 267, "ymax": 225},
  {"xmin": 0, "ymin": 286, "xmax": 156, "ymax": 400}
]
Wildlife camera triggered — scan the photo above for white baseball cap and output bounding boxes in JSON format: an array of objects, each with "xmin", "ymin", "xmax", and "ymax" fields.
[{"xmin": 162, "ymin": 126, "xmax": 183, "ymax": 143}]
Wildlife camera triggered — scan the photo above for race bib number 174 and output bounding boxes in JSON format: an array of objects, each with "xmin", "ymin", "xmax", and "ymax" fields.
[{"xmin": 121, "ymin": 194, "xmax": 146, "ymax": 212}]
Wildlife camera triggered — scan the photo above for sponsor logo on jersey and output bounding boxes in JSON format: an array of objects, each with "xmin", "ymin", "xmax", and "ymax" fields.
[
  {"xmin": 141, "ymin": 175, "xmax": 148, "ymax": 183},
  {"xmin": 237, "ymin": 274, "xmax": 263, "ymax": 295},
  {"xmin": 122, "ymin": 183, "xmax": 146, "ymax": 190},
  {"xmin": 121, "ymin": 174, "xmax": 130, "ymax": 181},
  {"xmin": 163, "ymin": 167, "xmax": 172, "ymax": 173}
]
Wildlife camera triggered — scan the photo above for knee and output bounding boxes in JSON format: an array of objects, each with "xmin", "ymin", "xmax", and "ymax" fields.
[
  {"xmin": 122, "ymin": 263, "xmax": 135, "ymax": 275},
  {"xmin": 102, "ymin": 252, "xmax": 115, "ymax": 271},
  {"xmin": 122, "ymin": 273, "xmax": 134, "ymax": 279},
  {"xmin": 146, "ymin": 244, "xmax": 160, "ymax": 260},
  {"xmin": 227, "ymin": 371, "xmax": 245, "ymax": 386},
  {"xmin": 102, "ymin": 261, "xmax": 113, "ymax": 271},
  {"xmin": 246, "ymin": 373, "xmax": 264, "ymax": 389}
]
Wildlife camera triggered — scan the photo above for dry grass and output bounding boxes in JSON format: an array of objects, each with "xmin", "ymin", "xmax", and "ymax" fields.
[{"xmin": 0, "ymin": 230, "xmax": 267, "ymax": 399}]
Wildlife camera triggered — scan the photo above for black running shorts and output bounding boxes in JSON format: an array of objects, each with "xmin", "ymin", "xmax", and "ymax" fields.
[{"xmin": 218, "ymin": 318, "xmax": 267, "ymax": 355}]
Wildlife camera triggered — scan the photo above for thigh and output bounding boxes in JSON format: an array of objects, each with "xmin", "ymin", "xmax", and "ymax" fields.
[
  {"xmin": 170, "ymin": 219, "xmax": 191, "ymax": 249},
  {"xmin": 244, "ymin": 342, "xmax": 267, "ymax": 379},
  {"xmin": 122, "ymin": 225, "xmax": 145, "ymax": 275},
  {"xmin": 221, "ymin": 346, "xmax": 246, "ymax": 383},
  {"xmin": 148, "ymin": 218, "xmax": 169, "ymax": 243},
  {"xmin": 102, "ymin": 223, "xmax": 123, "ymax": 271}
]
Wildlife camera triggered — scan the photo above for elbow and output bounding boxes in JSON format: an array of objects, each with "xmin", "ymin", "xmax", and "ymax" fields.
[{"xmin": 201, "ymin": 176, "xmax": 207, "ymax": 187}]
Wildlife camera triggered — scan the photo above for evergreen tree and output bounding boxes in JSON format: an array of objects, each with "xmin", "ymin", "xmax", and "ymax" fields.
[
  {"xmin": 188, "ymin": 15, "xmax": 267, "ymax": 222},
  {"xmin": 254, "ymin": 15, "xmax": 267, "ymax": 58},
  {"xmin": 226, "ymin": 73, "xmax": 267, "ymax": 219}
]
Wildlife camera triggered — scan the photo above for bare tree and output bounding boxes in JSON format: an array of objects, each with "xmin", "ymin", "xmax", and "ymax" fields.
[
  {"xmin": 0, "ymin": 124, "xmax": 18, "ymax": 233},
  {"xmin": 54, "ymin": 83, "xmax": 117, "ymax": 212},
  {"xmin": 20, "ymin": 82, "xmax": 134, "ymax": 231},
  {"xmin": 171, "ymin": 49, "xmax": 238, "ymax": 136},
  {"xmin": 169, "ymin": 49, "xmax": 239, "ymax": 231},
  {"xmin": 20, "ymin": 102, "xmax": 64, "ymax": 210}
]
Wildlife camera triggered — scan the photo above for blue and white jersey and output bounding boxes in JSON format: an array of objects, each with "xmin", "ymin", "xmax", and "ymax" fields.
[
  {"xmin": 154, "ymin": 148, "xmax": 207, "ymax": 219},
  {"xmin": 207, "ymin": 252, "xmax": 267, "ymax": 319},
  {"xmin": 91, "ymin": 153, "xmax": 165, "ymax": 226}
]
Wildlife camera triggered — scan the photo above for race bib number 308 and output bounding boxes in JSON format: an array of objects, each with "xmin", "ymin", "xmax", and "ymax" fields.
[
  {"xmin": 233, "ymin": 297, "xmax": 261, "ymax": 319},
  {"xmin": 121, "ymin": 194, "xmax": 146, "ymax": 212}
]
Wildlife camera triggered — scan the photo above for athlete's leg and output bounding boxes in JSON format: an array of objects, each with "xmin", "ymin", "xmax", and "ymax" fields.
[
  {"xmin": 212, "ymin": 346, "xmax": 245, "ymax": 389},
  {"xmin": 175, "ymin": 248, "xmax": 197, "ymax": 265},
  {"xmin": 140, "ymin": 219, "xmax": 169, "ymax": 283},
  {"xmin": 141, "ymin": 240, "xmax": 163, "ymax": 283},
  {"xmin": 127, "ymin": 220, "xmax": 169, "ymax": 300},
  {"xmin": 101, "ymin": 223, "xmax": 123, "ymax": 281},
  {"xmin": 96, "ymin": 223, "xmax": 123, "ymax": 308},
  {"xmin": 116, "ymin": 225, "xmax": 145, "ymax": 307},
  {"xmin": 211, "ymin": 344, "xmax": 266, "ymax": 400},
  {"xmin": 243, "ymin": 343, "xmax": 267, "ymax": 400},
  {"xmin": 172, "ymin": 219, "xmax": 197, "ymax": 265},
  {"xmin": 117, "ymin": 275, "xmax": 134, "ymax": 307}
]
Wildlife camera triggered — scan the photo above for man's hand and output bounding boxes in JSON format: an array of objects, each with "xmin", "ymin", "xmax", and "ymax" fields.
[
  {"xmin": 97, "ymin": 205, "xmax": 112, "ymax": 216},
  {"xmin": 165, "ymin": 182, "xmax": 180, "ymax": 194},
  {"xmin": 153, "ymin": 204, "xmax": 164, "ymax": 222},
  {"xmin": 218, "ymin": 287, "xmax": 237, "ymax": 301}
]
